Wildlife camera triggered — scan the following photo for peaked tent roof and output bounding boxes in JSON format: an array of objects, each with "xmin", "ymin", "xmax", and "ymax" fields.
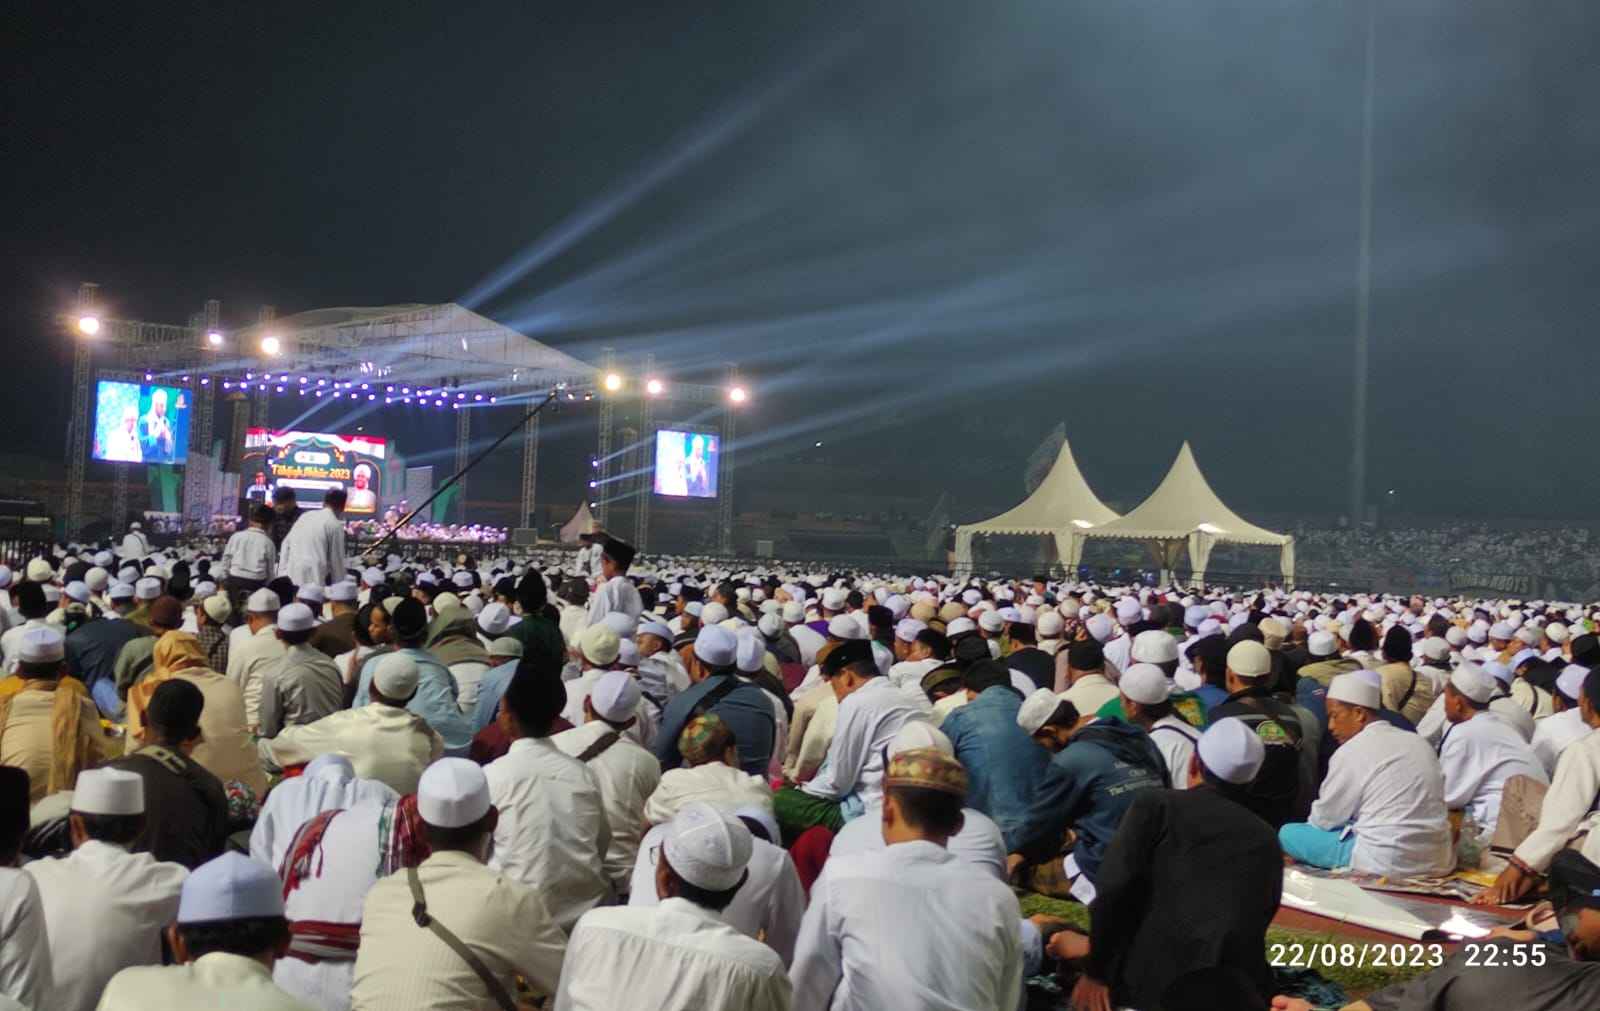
[
  {"xmin": 958, "ymin": 439, "xmax": 1119, "ymax": 536},
  {"xmin": 1082, "ymin": 441, "xmax": 1288, "ymax": 545},
  {"xmin": 560, "ymin": 501, "xmax": 598, "ymax": 544}
]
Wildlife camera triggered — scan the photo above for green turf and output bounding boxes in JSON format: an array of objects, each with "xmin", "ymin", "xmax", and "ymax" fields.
[{"xmin": 1018, "ymin": 893, "xmax": 1430, "ymax": 999}]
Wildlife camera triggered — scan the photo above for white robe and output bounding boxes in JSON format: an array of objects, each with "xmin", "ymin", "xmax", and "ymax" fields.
[
  {"xmin": 99, "ymin": 952, "xmax": 312, "ymax": 1011},
  {"xmin": 1531, "ymin": 708, "xmax": 1590, "ymax": 777},
  {"xmin": 25, "ymin": 841, "xmax": 187, "ymax": 1011},
  {"xmin": 586, "ymin": 576, "xmax": 643, "ymax": 628},
  {"xmin": 277, "ymin": 506, "xmax": 347, "ymax": 588},
  {"xmin": 829, "ymin": 804, "xmax": 1007, "ymax": 880},
  {"xmin": 249, "ymin": 758, "xmax": 398, "ymax": 871},
  {"xmin": 552, "ymin": 721, "xmax": 663, "ymax": 893},
  {"xmin": 1438, "ymin": 711, "xmax": 1548, "ymax": 831},
  {"xmin": 0, "ymin": 868, "xmax": 51, "ymax": 1011},
  {"xmin": 1514, "ymin": 726, "xmax": 1600, "ymax": 872},
  {"xmin": 800, "ymin": 678, "xmax": 925, "ymax": 809},
  {"xmin": 1307, "ymin": 720, "xmax": 1454, "ymax": 878}
]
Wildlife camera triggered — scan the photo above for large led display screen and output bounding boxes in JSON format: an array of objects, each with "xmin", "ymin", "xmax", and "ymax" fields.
[
  {"xmin": 653, "ymin": 429, "xmax": 719, "ymax": 498},
  {"xmin": 92, "ymin": 380, "xmax": 191, "ymax": 465},
  {"xmin": 242, "ymin": 428, "xmax": 387, "ymax": 514}
]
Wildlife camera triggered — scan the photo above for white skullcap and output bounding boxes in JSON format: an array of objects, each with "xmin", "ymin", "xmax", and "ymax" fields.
[
  {"xmin": 1547, "ymin": 622, "xmax": 1570, "ymax": 644},
  {"xmin": 757, "ymin": 612, "xmax": 783, "ymax": 638},
  {"xmin": 1488, "ymin": 621, "xmax": 1515, "ymax": 641},
  {"xmin": 700, "ymin": 602, "xmax": 730, "ymax": 626},
  {"xmin": 488, "ymin": 637, "xmax": 523, "ymax": 659},
  {"xmin": 25, "ymin": 558, "xmax": 54, "ymax": 583},
  {"xmin": 601, "ymin": 611, "xmax": 638, "ymax": 639},
  {"xmin": 1114, "ymin": 597, "xmax": 1143, "ymax": 625},
  {"xmin": 978, "ymin": 611, "xmax": 1005, "ymax": 633},
  {"xmin": 202, "ymin": 593, "xmax": 233, "ymax": 624},
  {"xmin": 1086, "ymin": 613, "xmax": 1117, "ymax": 643},
  {"xmin": 960, "ymin": 589, "xmax": 981, "ymax": 606},
  {"xmin": 580, "ymin": 624, "xmax": 622, "ymax": 666},
  {"xmin": 997, "ymin": 606, "xmax": 1022, "ymax": 624},
  {"xmin": 277, "ymin": 603, "xmax": 315, "ymax": 633},
  {"xmin": 1556, "ymin": 664, "xmax": 1589, "ymax": 701},
  {"xmin": 888, "ymin": 720, "xmax": 953, "ymax": 757},
  {"xmin": 1449, "ymin": 664, "xmax": 1497, "ymax": 704},
  {"xmin": 683, "ymin": 601, "xmax": 704, "ymax": 619},
  {"xmin": 477, "ymin": 601, "xmax": 511, "ymax": 636},
  {"xmin": 85, "ymin": 567, "xmax": 110, "ymax": 592},
  {"xmin": 1444, "ymin": 627, "xmax": 1467, "ymax": 648},
  {"xmin": 1183, "ymin": 604, "xmax": 1211, "ymax": 628},
  {"xmin": 1037, "ymin": 611, "xmax": 1064, "ymax": 638},
  {"xmin": 246, "ymin": 588, "xmax": 281, "ymax": 612},
  {"xmin": 1120, "ymin": 663, "xmax": 1172, "ymax": 705},
  {"xmin": 432, "ymin": 592, "xmax": 462, "ymax": 614},
  {"xmin": 327, "ymin": 581, "xmax": 358, "ymax": 603},
  {"xmin": 1419, "ymin": 637, "xmax": 1450, "ymax": 661},
  {"xmin": 694, "ymin": 625, "xmax": 737, "ymax": 667},
  {"xmin": 590, "ymin": 669, "xmax": 642, "ymax": 722},
  {"xmin": 895, "ymin": 618, "xmax": 927, "ymax": 643},
  {"xmin": 821, "ymin": 589, "xmax": 848, "ymax": 611},
  {"xmin": 781, "ymin": 601, "xmax": 805, "ymax": 624},
  {"xmin": 373, "ymin": 652, "xmax": 420, "ymax": 698},
  {"xmin": 452, "ymin": 570, "xmax": 475, "ymax": 589},
  {"xmin": 1017, "ymin": 687, "xmax": 1064, "ymax": 735},
  {"xmin": 94, "ymin": 551, "xmax": 114, "ymax": 567},
  {"xmin": 1197, "ymin": 717, "xmax": 1266, "ymax": 785},
  {"xmin": 1227, "ymin": 640, "xmax": 1272, "ymax": 678},
  {"xmin": 1516, "ymin": 626, "xmax": 1542, "ymax": 647},
  {"xmin": 418, "ymin": 758, "xmax": 492, "ymax": 829},
  {"xmin": 193, "ymin": 580, "xmax": 217, "ymax": 599},
  {"xmin": 41, "ymin": 585, "xmax": 59, "ymax": 604},
  {"xmin": 297, "ymin": 584, "xmax": 325, "ymax": 604},
  {"xmin": 71, "ymin": 767, "xmax": 144, "ymax": 815},
  {"xmin": 637, "ymin": 619, "xmax": 673, "ymax": 642},
  {"xmin": 1327, "ymin": 672, "xmax": 1380, "ymax": 710},
  {"xmin": 116, "ymin": 565, "xmax": 139, "ymax": 583},
  {"xmin": 735, "ymin": 631, "xmax": 766, "ymax": 674},
  {"xmin": 134, "ymin": 577, "xmax": 162, "ymax": 601},
  {"xmin": 885, "ymin": 595, "xmax": 910, "ymax": 619},
  {"xmin": 362, "ymin": 567, "xmax": 386, "ymax": 586},
  {"xmin": 1059, "ymin": 600, "xmax": 1082, "ymax": 619},
  {"xmin": 16, "ymin": 626, "xmax": 64, "ymax": 664},
  {"xmin": 1307, "ymin": 631, "xmax": 1338, "ymax": 657},
  {"xmin": 1131, "ymin": 629, "xmax": 1179, "ymax": 664},
  {"xmin": 1482, "ymin": 660, "xmax": 1513, "ymax": 686},
  {"xmin": 945, "ymin": 617, "xmax": 977, "ymax": 638},
  {"xmin": 177, "ymin": 853, "xmax": 284, "ymax": 924},
  {"xmin": 870, "ymin": 641, "xmax": 894, "ymax": 678},
  {"xmin": 107, "ymin": 581, "xmax": 136, "ymax": 601},
  {"xmin": 827, "ymin": 614, "xmax": 865, "ymax": 640},
  {"xmin": 663, "ymin": 801, "xmax": 753, "ymax": 892},
  {"xmin": 63, "ymin": 581, "xmax": 90, "ymax": 604}
]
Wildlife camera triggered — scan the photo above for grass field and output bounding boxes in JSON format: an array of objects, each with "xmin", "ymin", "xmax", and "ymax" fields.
[{"xmin": 1019, "ymin": 893, "xmax": 1431, "ymax": 1001}]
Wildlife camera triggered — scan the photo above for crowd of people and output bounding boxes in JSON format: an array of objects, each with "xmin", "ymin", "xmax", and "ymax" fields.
[
  {"xmin": 0, "ymin": 499, "xmax": 1597, "ymax": 1010},
  {"xmin": 1289, "ymin": 523, "xmax": 1600, "ymax": 581}
]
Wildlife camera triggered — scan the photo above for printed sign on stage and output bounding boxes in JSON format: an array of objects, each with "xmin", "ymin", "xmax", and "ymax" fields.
[
  {"xmin": 653, "ymin": 429, "xmax": 719, "ymax": 499},
  {"xmin": 242, "ymin": 428, "xmax": 387, "ymax": 514},
  {"xmin": 92, "ymin": 379, "xmax": 192, "ymax": 465}
]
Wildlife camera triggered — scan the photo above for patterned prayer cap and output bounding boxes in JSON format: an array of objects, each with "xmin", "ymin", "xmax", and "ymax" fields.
[
  {"xmin": 885, "ymin": 747, "xmax": 968, "ymax": 799},
  {"xmin": 678, "ymin": 712, "xmax": 734, "ymax": 767}
]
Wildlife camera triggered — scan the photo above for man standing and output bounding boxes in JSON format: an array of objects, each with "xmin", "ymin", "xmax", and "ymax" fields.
[
  {"xmin": 586, "ymin": 535, "xmax": 643, "ymax": 626},
  {"xmin": 268, "ymin": 485, "xmax": 300, "ymax": 549},
  {"xmin": 789, "ymin": 747, "xmax": 1024, "ymax": 1011},
  {"xmin": 1058, "ymin": 718, "xmax": 1282, "ymax": 1011},
  {"xmin": 220, "ymin": 505, "xmax": 278, "ymax": 610},
  {"xmin": 558, "ymin": 803, "xmax": 792, "ymax": 1011},
  {"xmin": 256, "ymin": 603, "xmax": 344, "ymax": 740},
  {"xmin": 352, "ymin": 758, "xmax": 567, "ymax": 1008},
  {"xmin": 1279, "ymin": 673, "xmax": 1453, "ymax": 878},
  {"xmin": 25, "ymin": 768, "xmax": 188, "ymax": 1011},
  {"xmin": 277, "ymin": 488, "xmax": 347, "ymax": 589},
  {"xmin": 483, "ymin": 667, "xmax": 612, "ymax": 932}
]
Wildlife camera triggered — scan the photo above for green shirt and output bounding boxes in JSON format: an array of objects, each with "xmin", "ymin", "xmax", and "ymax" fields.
[{"xmin": 1096, "ymin": 691, "xmax": 1209, "ymax": 730}]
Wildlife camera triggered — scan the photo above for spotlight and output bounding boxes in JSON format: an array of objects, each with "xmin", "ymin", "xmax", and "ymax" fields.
[
  {"xmin": 298, "ymin": 377, "xmax": 308, "ymax": 384},
  {"xmin": 144, "ymin": 372, "xmax": 153, "ymax": 381},
  {"xmin": 489, "ymin": 396, "xmax": 497, "ymax": 404},
  {"xmin": 645, "ymin": 378, "xmax": 665, "ymax": 397},
  {"xmin": 456, "ymin": 392, "xmax": 465, "ymax": 400},
  {"xmin": 728, "ymin": 385, "xmax": 748, "ymax": 404},
  {"xmin": 246, "ymin": 372, "xmax": 255, "ymax": 380},
  {"xmin": 200, "ymin": 378, "xmax": 210, "ymax": 386},
  {"xmin": 588, "ymin": 481, "xmax": 598, "ymax": 489},
  {"xmin": 222, "ymin": 382, "xmax": 233, "ymax": 390},
  {"xmin": 401, "ymin": 386, "xmax": 411, "ymax": 394},
  {"xmin": 367, "ymin": 394, "xmax": 375, "ymax": 401},
  {"xmin": 603, "ymin": 372, "xmax": 623, "ymax": 392},
  {"xmin": 206, "ymin": 330, "xmax": 224, "ymax": 347},
  {"xmin": 275, "ymin": 385, "xmax": 285, "ymax": 393},
  {"xmin": 76, "ymin": 315, "xmax": 100, "ymax": 336},
  {"xmin": 260, "ymin": 335, "xmax": 281, "ymax": 356},
  {"xmin": 473, "ymin": 394, "xmax": 483, "ymax": 401}
]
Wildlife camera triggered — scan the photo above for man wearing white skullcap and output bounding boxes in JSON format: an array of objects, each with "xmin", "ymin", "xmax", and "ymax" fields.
[
  {"xmin": 256, "ymin": 603, "xmax": 344, "ymax": 739},
  {"xmin": 552, "ymin": 670, "xmax": 663, "ymax": 896},
  {"xmin": 1437, "ymin": 663, "xmax": 1547, "ymax": 831},
  {"xmin": 652, "ymin": 624, "xmax": 778, "ymax": 778},
  {"xmin": 25, "ymin": 767, "xmax": 188, "ymax": 1011},
  {"xmin": 248, "ymin": 754, "xmax": 398, "ymax": 874},
  {"xmin": 1049, "ymin": 717, "xmax": 1282, "ymax": 1011},
  {"xmin": 484, "ymin": 667, "xmax": 612, "ymax": 934},
  {"xmin": 1531, "ymin": 664, "xmax": 1594, "ymax": 775},
  {"xmin": 257, "ymin": 650, "xmax": 443, "ymax": 798},
  {"xmin": 559, "ymin": 803, "xmax": 791, "ymax": 1010},
  {"xmin": 1205, "ymin": 639, "xmax": 1321, "ymax": 827},
  {"xmin": 97, "ymin": 852, "xmax": 309, "ymax": 1010},
  {"xmin": 1278, "ymin": 673, "xmax": 1452, "ymax": 878},
  {"xmin": 561, "ymin": 624, "xmax": 656, "ymax": 749},
  {"xmin": 353, "ymin": 758, "xmax": 567, "ymax": 1008},
  {"xmin": 1118, "ymin": 663, "xmax": 1201, "ymax": 791},
  {"xmin": 790, "ymin": 744, "xmax": 1025, "ymax": 1011},
  {"xmin": 0, "ymin": 623, "xmax": 113, "ymax": 803},
  {"xmin": 227, "ymin": 587, "xmax": 286, "ymax": 729},
  {"xmin": 307, "ymin": 581, "xmax": 360, "ymax": 660}
]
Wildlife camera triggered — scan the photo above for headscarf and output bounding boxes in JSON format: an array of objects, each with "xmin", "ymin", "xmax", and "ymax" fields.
[{"xmin": 152, "ymin": 630, "xmax": 209, "ymax": 678}]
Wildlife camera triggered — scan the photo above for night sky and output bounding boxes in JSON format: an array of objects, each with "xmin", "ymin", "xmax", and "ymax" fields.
[{"xmin": 5, "ymin": 1, "xmax": 1598, "ymax": 523}]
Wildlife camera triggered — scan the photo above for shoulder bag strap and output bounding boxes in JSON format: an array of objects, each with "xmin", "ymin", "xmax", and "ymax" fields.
[
  {"xmin": 407, "ymin": 867, "xmax": 517, "ymax": 1011},
  {"xmin": 576, "ymin": 730, "xmax": 622, "ymax": 763},
  {"xmin": 1397, "ymin": 668, "xmax": 1417, "ymax": 711},
  {"xmin": 689, "ymin": 675, "xmax": 743, "ymax": 719}
]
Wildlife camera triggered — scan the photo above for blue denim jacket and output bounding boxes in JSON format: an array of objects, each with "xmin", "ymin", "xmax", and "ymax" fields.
[{"xmin": 940, "ymin": 686, "xmax": 1051, "ymax": 841}]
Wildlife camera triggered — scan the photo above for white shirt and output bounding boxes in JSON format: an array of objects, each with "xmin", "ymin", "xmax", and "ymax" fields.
[
  {"xmin": 27, "ymin": 841, "xmax": 186, "ymax": 1011},
  {"xmin": 1438, "ymin": 711, "xmax": 1549, "ymax": 830},
  {"xmin": 351, "ymin": 851, "xmax": 567, "ymax": 1011},
  {"xmin": 552, "ymin": 721, "xmax": 663, "ymax": 892},
  {"xmin": 830, "ymin": 804, "xmax": 1007, "ymax": 880},
  {"xmin": 277, "ymin": 507, "xmax": 346, "ymax": 588},
  {"xmin": 887, "ymin": 658, "xmax": 941, "ymax": 707},
  {"xmin": 628, "ymin": 826, "xmax": 807, "ymax": 966},
  {"xmin": 1147, "ymin": 715, "xmax": 1201, "ymax": 791},
  {"xmin": 556, "ymin": 898, "xmax": 791, "ymax": 1011},
  {"xmin": 586, "ymin": 575, "xmax": 643, "ymax": 627},
  {"xmin": 0, "ymin": 868, "xmax": 51, "ymax": 1011},
  {"xmin": 119, "ymin": 529, "xmax": 151, "ymax": 560},
  {"xmin": 1514, "ymin": 726, "xmax": 1600, "ymax": 872},
  {"xmin": 1532, "ymin": 708, "xmax": 1590, "ymax": 777},
  {"xmin": 790, "ymin": 840, "xmax": 1023, "ymax": 1011},
  {"xmin": 220, "ymin": 527, "xmax": 277, "ymax": 582},
  {"xmin": 249, "ymin": 761, "xmax": 398, "ymax": 871},
  {"xmin": 484, "ymin": 737, "xmax": 612, "ymax": 932},
  {"xmin": 0, "ymin": 619, "xmax": 49, "ymax": 675},
  {"xmin": 258, "ymin": 704, "xmax": 443, "ymax": 796},
  {"xmin": 1308, "ymin": 720, "xmax": 1454, "ymax": 878},
  {"xmin": 99, "ymin": 952, "xmax": 314, "ymax": 1011},
  {"xmin": 1062, "ymin": 673, "xmax": 1119, "ymax": 717},
  {"xmin": 228, "ymin": 623, "xmax": 286, "ymax": 728},
  {"xmin": 801, "ymin": 678, "xmax": 925, "ymax": 807},
  {"xmin": 645, "ymin": 763, "xmax": 773, "ymax": 825},
  {"xmin": 561, "ymin": 669, "xmax": 656, "ymax": 749}
]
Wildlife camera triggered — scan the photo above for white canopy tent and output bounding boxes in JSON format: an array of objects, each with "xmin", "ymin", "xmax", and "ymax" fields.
[
  {"xmin": 953, "ymin": 439, "xmax": 1119, "ymax": 576},
  {"xmin": 560, "ymin": 501, "xmax": 598, "ymax": 544},
  {"xmin": 1069, "ymin": 441, "xmax": 1294, "ymax": 587}
]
